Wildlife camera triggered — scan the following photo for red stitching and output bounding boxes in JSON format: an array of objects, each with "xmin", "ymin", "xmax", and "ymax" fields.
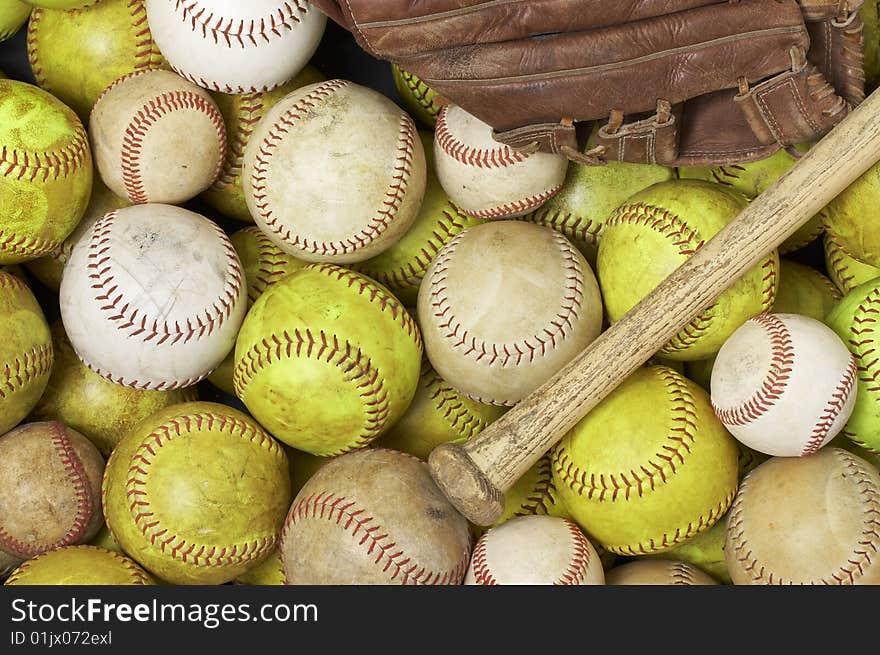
[
  {"xmin": 802, "ymin": 355, "xmax": 857, "ymax": 456},
  {"xmin": 213, "ymin": 92, "xmax": 264, "ymax": 190},
  {"xmin": 424, "ymin": 363, "xmax": 492, "ymax": 441},
  {"xmin": 435, "ymin": 105, "xmax": 529, "ymax": 169},
  {"xmin": 172, "ymin": 0, "xmax": 307, "ymax": 47},
  {"xmin": 397, "ymin": 68, "xmax": 440, "ymax": 118},
  {"xmin": 0, "ymin": 343, "xmax": 53, "ymax": 402},
  {"xmin": 469, "ymin": 532, "xmax": 497, "ymax": 585},
  {"xmin": 605, "ymin": 202, "xmax": 704, "ymax": 255},
  {"xmin": 844, "ymin": 285, "xmax": 880, "ymax": 452},
  {"xmin": 281, "ymin": 490, "xmax": 469, "ymax": 585},
  {"xmin": 85, "ymin": 209, "xmax": 243, "ymax": 347},
  {"xmin": 825, "ymin": 230, "xmax": 875, "ymax": 295},
  {"xmin": 233, "ymin": 328, "xmax": 391, "ymax": 455},
  {"xmin": 708, "ymin": 164, "xmax": 747, "ymax": 188},
  {"xmin": 427, "ymin": 230, "xmax": 582, "ymax": 370},
  {"xmin": 760, "ymin": 256, "xmax": 778, "ymax": 312},
  {"xmin": 528, "ymin": 208, "xmax": 603, "ymax": 248},
  {"xmin": 25, "ymin": 8, "xmax": 45, "ymax": 88},
  {"xmin": 243, "ymin": 226, "xmax": 299, "ymax": 304},
  {"xmin": 464, "ymin": 185, "xmax": 563, "ymax": 219},
  {"xmin": 123, "ymin": 412, "xmax": 284, "ymax": 567},
  {"xmin": 0, "ymin": 230, "xmax": 62, "ymax": 260},
  {"xmin": 555, "ymin": 519, "xmax": 592, "ymax": 585},
  {"xmin": 0, "ymin": 269, "xmax": 29, "ymax": 292},
  {"xmin": 0, "ymin": 130, "xmax": 89, "ymax": 184},
  {"xmin": 712, "ymin": 313, "xmax": 794, "ymax": 427},
  {"xmin": 728, "ymin": 449, "xmax": 880, "ymax": 584},
  {"xmin": 670, "ymin": 562, "xmax": 700, "ymax": 585},
  {"xmin": 516, "ymin": 453, "xmax": 560, "ymax": 517},
  {"xmin": 251, "ymin": 80, "xmax": 417, "ymax": 257}
]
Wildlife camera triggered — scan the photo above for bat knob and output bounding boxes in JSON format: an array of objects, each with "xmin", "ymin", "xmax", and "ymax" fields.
[{"xmin": 428, "ymin": 443, "xmax": 505, "ymax": 526}]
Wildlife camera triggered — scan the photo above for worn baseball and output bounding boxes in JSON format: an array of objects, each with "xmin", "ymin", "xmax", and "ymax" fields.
[
  {"xmin": 280, "ymin": 448, "xmax": 471, "ymax": 585},
  {"xmin": 243, "ymin": 79, "xmax": 426, "ymax": 263},
  {"xmin": 552, "ymin": 365, "xmax": 739, "ymax": 556},
  {"xmin": 0, "ymin": 422, "xmax": 104, "ymax": 569},
  {"xmin": 102, "ymin": 401, "xmax": 291, "ymax": 584},
  {"xmin": 526, "ymin": 159, "xmax": 674, "ymax": 264},
  {"xmin": 24, "ymin": 178, "xmax": 130, "ymax": 291},
  {"xmin": 417, "ymin": 221, "xmax": 603, "ymax": 406},
  {"xmin": 60, "ymin": 204, "xmax": 246, "ymax": 390},
  {"xmin": 711, "ymin": 313, "xmax": 857, "ymax": 458},
  {"xmin": 825, "ymin": 228, "xmax": 880, "ymax": 295},
  {"xmin": 353, "ymin": 132, "xmax": 483, "ymax": 306},
  {"xmin": 26, "ymin": 0, "xmax": 169, "ymax": 120},
  {"xmin": 234, "ymin": 264, "xmax": 422, "ymax": 455},
  {"xmin": 392, "ymin": 64, "xmax": 443, "ymax": 128},
  {"xmin": 605, "ymin": 560, "xmax": 718, "ymax": 585},
  {"xmin": 598, "ymin": 180, "xmax": 778, "ymax": 360},
  {"xmin": 5, "ymin": 545, "xmax": 154, "ymax": 585},
  {"xmin": 434, "ymin": 104, "xmax": 567, "ymax": 219},
  {"xmin": 726, "ymin": 448, "xmax": 880, "ymax": 584},
  {"xmin": 0, "ymin": 270, "xmax": 52, "ymax": 435},
  {"xmin": 825, "ymin": 158, "xmax": 880, "ymax": 267},
  {"xmin": 771, "ymin": 260, "xmax": 841, "ymax": 321},
  {"xmin": 146, "ymin": 0, "xmax": 326, "ymax": 94},
  {"xmin": 31, "ymin": 322, "xmax": 197, "ymax": 456},
  {"xmin": 378, "ymin": 357, "xmax": 506, "ymax": 460},
  {"xmin": 0, "ymin": 1, "xmax": 29, "ymax": 42},
  {"xmin": 90, "ymin": 69, "xmax": 226, "ymax": 205},
  {"xmin": 645, "ymin": 515, "xmax": 731, "ymax": 584},
  {"xmin": 465, "ymin": 516, "xmax": 603, "ymax": 585},
  {"xmin": 201, "ymin": 66, "xmax": 324, "ymax": 223},
  {"xmin": 0, "ymin": 78, "xmax": 93, "ymax": 264},
  {"xmin": 827, "ymin": 278, "xmax": 880, "ymax": 454},
  {"xmin": 492, "ymin": 452, "xmax": 570, "ymax": 528}
]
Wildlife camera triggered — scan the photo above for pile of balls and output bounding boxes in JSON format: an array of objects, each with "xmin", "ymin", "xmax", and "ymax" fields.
[{"xmin": 1, "ymin": 0, "xmax": 879, "ymax": 586}]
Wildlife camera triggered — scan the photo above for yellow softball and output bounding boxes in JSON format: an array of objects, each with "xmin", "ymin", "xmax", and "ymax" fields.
[
  {"xmin": 102, "ymin": 401, "xmax": 291, "ymax": 585},
  {"xmin": 598, "ymin": 179, "xmax": 778, "ymax": 360},
  {"xmin": 233, "ymin": 264, "xmax": 423, "ymax": 455},
  {"xmin": 824, "ymin": 228, "xmax": 880, "ymax": 295},
  {"xmin": 5, "ymin": 545, "xmax": 153, "ymax": 585},
  {"xmin": 26, "ymin": 0, "xmax": 167, "ymax": 120},
  {"xmin": 0, "ymin": 1, "xmax": 30, "ymax": 42},
  {"xmin": 30, "ymin": 321, "xmax": 196, "ymax": 456},
  {"xmin": 0, "ymin": 78, "xmax": 92, "ymax": 264},
  {"xmin": 234, "ymin": 549, "xmax": 285, "ymax": 586},
  {"xmin": 772, "ymin": 260, "xmax": 841, "ymax": 321},
  {"xmin": 201, "ymin": 65, "xmax": 326, "ymax": 222},
  {"xmin": 493, "ymin": 451, "xmax": 570, "ymax": 528},
  {"xmin": 391, "ymin": 64, "xmax": 443, "ymax": 128},
  {"xmin": 552, "ymin": 365, "xmax": 739, "ymax": 555},
  {"xmin": 824, "ymin": 158, "xmax": 880, "ymax": 267},
  {"xmin": 644, "ymin": 514, "xmax": 731, "ymax": 584},
  {"xmin": 0, "ymin": 271, "xmax": 52, "ymax": 435}
]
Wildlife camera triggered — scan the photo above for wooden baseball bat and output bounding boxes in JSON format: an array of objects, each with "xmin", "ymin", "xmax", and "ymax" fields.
[{"xmin": 428, "ymin": 87, "xmax": 880, "ymax": 526}]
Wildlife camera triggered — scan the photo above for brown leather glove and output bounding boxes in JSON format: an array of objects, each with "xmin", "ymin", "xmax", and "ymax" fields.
[{"xmin": 311, "ymin": 0, "xmax": 865, "ymax": 167}]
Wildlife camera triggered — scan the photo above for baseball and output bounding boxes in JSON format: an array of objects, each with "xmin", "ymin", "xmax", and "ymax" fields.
[
  {"xmin": 280, "ymin": 448, "xmax": 472, "ymax": 585},
  {"xmin": 31, "ymin": 321, "xmax": 197, "ymax": 456},
  {"xmin": 711, "ymin": 313, "xmax": 857, "ymax": 458},
  {"xmin": 434, "ymin": 104, "xmax": 567, "ymax": 219},
  {"xmin": 26, "ymin": 0, "xmax": 168, "ymax": 120},
  {"xmin": 146, "ymin": 0, "xmax": 325, "ymax": 94},
  {"xmin": 60, "ymin": 204, "xmax": 247, "ymax": 390},
  {"xmin": 725, "ymin": 448, "xmax": 880, "ymax": 584},
  {"xmin": 0, "ymin": 78, "xmax": 93, "ymax": 264},
  {"xmin": 417, "ymin": 221, "xmax": 603, "ymax": 406},
  {"xmin": 598, "ymin": 179, "xmax": 779, "ymax": 360},
  {"xmin": 465, "ymin": 515, "xmax": 604, "ymax": 585},
  {"xmin": 605, "ymin": 560, "xmax": 718, "ymax": 585},
  {"xmin": 0, "ymin": 270, "xmax": 52, "ymax": 435},
  {"xmin": 771, "ymin": 260, "xmax": 841, "ymax": 321},
  {"xmin": 0, "ymin": 1, "xmax": 29, "ymax": 43},
  {"xmin": 242, "ymin": 79, "xmax": 426, "ymax": 263},
  {"xmin": 825, "ymin": 228, "xmax": 880, "ymax": 295},
  {"xmin": 233, "ymin": 264, "xmax": 422, "ymax": 455},
  {"xmin": 90, "ymin": 69, "xmax": 226, "ymax": 205},
  {"xmin": 392, "ymin": 64, "xmax": 443, "ymax": 128},
  {"xmin": 102, "ymin": 401, "xmax": 291, "ymax": 585},
  {"xmin": 824, "ymin": 158, "xmax": 880, "ymax": 267},
  {"xmin": 5, "ymin": 545, "xmax": 154, "ymax": 585},
  {"xmin": 0, "ymin": 422, "xmax": 104, "ymax": 569},
  {"xmin": 552, "ymin": 365, "xmax": 739, "ymax": 556},
  {"xmin": 827, "ymin": 278, "xmax": 880, "ymax": 454}
]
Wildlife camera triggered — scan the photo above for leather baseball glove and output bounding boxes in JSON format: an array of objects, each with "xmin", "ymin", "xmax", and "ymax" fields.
[{"xmin": 311, "ymin": 0, "xmax": 865, "ymax": 167}]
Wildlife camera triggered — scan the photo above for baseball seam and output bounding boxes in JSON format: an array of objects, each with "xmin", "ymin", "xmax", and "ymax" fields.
[
  {"xmin": 0, "ymin": 127, "xmax": 89, "ymax": 183},
  {"xmin": 0, "ymin": 230, "xmax": 63, "ymax": 260},
  {"xmin": 283, "ymin": 490, "xmax": 469, "ymax": 585},
  {"xmin": 124, "ymin": 412, "xmax": 283, "ymax": 567},
  {"xmin": 464, "ymin": 186, "xmax": 564, "ymax": 220},
  {"xmin": 428, "ymin": 230, "xmax": 582, "ymax": 369},
  {"xmin": 708, "ymin": 164, "xmax": 747, "ymax": 188},
  {"xmin": 712, "ymin": 313, "xmax": 794, "ymax": 427},
  {"xmin": 251, "ymin": 80, "xmax": 417, "ymax": 257},
  {"xmin": 845, "ymin": 286, "xmax": 880, "ymax": 452},
  {"xmin": 670, "ymin": 562, "xmax": 698, "ymax": 585},
  {"xmin": 129, "ymin": 0, "xmax": 165, "ymax": 71},
  {"xmin": 424, "ymin": 365, "xmax": 491, "ymax": 441},
  {"xmin": 172, "ymin": 0, "xmax": 307, "ymax": 48},
  {"xmin": 469, "ymin": 533, "xmax": 496, "ymax": 585},
  {"xmin": 435, "ymin": 105, "xmax": 528, "ymax": 169},
  {"xmin": 528, "ymin": 208, "xmax": 602, "ymax": 248},
  {"xmin": 0, "ymin": 343, "xmax": 53, "ymax": 402},
  {"xmin": 801, "ymin": 355, "xmax": 857, "ymax": 456},
  {"xmin": 556, "ymin": 520, "xmax": 591, "ymax": 585},
  {"xmin": 398, "ymin": 67, "xmax": 440, "ymax": 116},
  {"xmin": 825, "ymin": 230, "xmax": 869, "ymax": 295},
  {"xmin": 213, "ymin": 92, "xmax": 264, "ymax": 190},
  {"xmin": 247, "ymin": 227, "xmax": 297, "ymax": 304},
  {"xmin": 515, "ymin": 454, "xmax": 559, "ymax": 517}
]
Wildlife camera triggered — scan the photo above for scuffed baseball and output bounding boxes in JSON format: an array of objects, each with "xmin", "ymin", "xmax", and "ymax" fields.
[
  {"xmin": 90, "ymin": 69, "xmax": 226, "ymax": 204},
  {"xmin": 465, "ymin": 516, "xmax": 604, "ymax": 585},
  {"xmin": 242, "ymin": 79, "xmax": 426, "ymax": 263},
  {"xmin": 59, "ymin": 204, "xmax": 247, "ymax": 390},
  {"xmin": 726, "ymin": 448, "xmax": 880, "ymax": 584},
  {"xmin": 145, "ymin": 0, "xmax": 326, "ymax": 94},
  {"xmin": 711, "ymin": 313, "xmax": 857, "ymax": 457},
  {"xmin": 606, "ymin": 560, "xmax": 718, "ymax": 585},
  {"xmin": 417, "ymin": 221, "xmax": 603, "ymax": 405},
  {"xmin": 280, "ymin": 449, "xmax": 471, "ymax": 585},
  {"xmin": 434, "ymin": 104, "xmax": 567, "ymax": 219}
]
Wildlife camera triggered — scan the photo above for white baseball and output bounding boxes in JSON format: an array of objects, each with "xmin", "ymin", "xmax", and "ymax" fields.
[
  {"xmin": 605, "ymin": 560, "xmax": 718, "ymax": 585},
  {"xmin": 434, "ymin": 104, "xmax": 567, "ymax": 219},
  {"xmin": 242, "ymin": 79, "xmax": 427, "ymax": 264},
  {"xmin": 89, "ymin": 69, "xmax": 226, "ymax": 205},
  {"xmin": 145, "ymin": 0, "xmax": 326, "ymax": 93},
  {"xmin": 711, "ymin": 313, "xmax": 857, "ymax": 457},
  {"xmin": 465, "ymin": 516, "xmax": 604, "ymax": 585},
  {"xmin": 417, "ymin": 221, "xmax": 603, "ymax": 405},
  {"xmin": 59, "ymin": 204, "xmax": 246, "ymax": 390}
]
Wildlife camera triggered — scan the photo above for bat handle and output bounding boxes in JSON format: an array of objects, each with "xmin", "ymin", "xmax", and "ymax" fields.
[{"xmin": 428, "ymin": 444, "xmax": 504, "ymax": 527}]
